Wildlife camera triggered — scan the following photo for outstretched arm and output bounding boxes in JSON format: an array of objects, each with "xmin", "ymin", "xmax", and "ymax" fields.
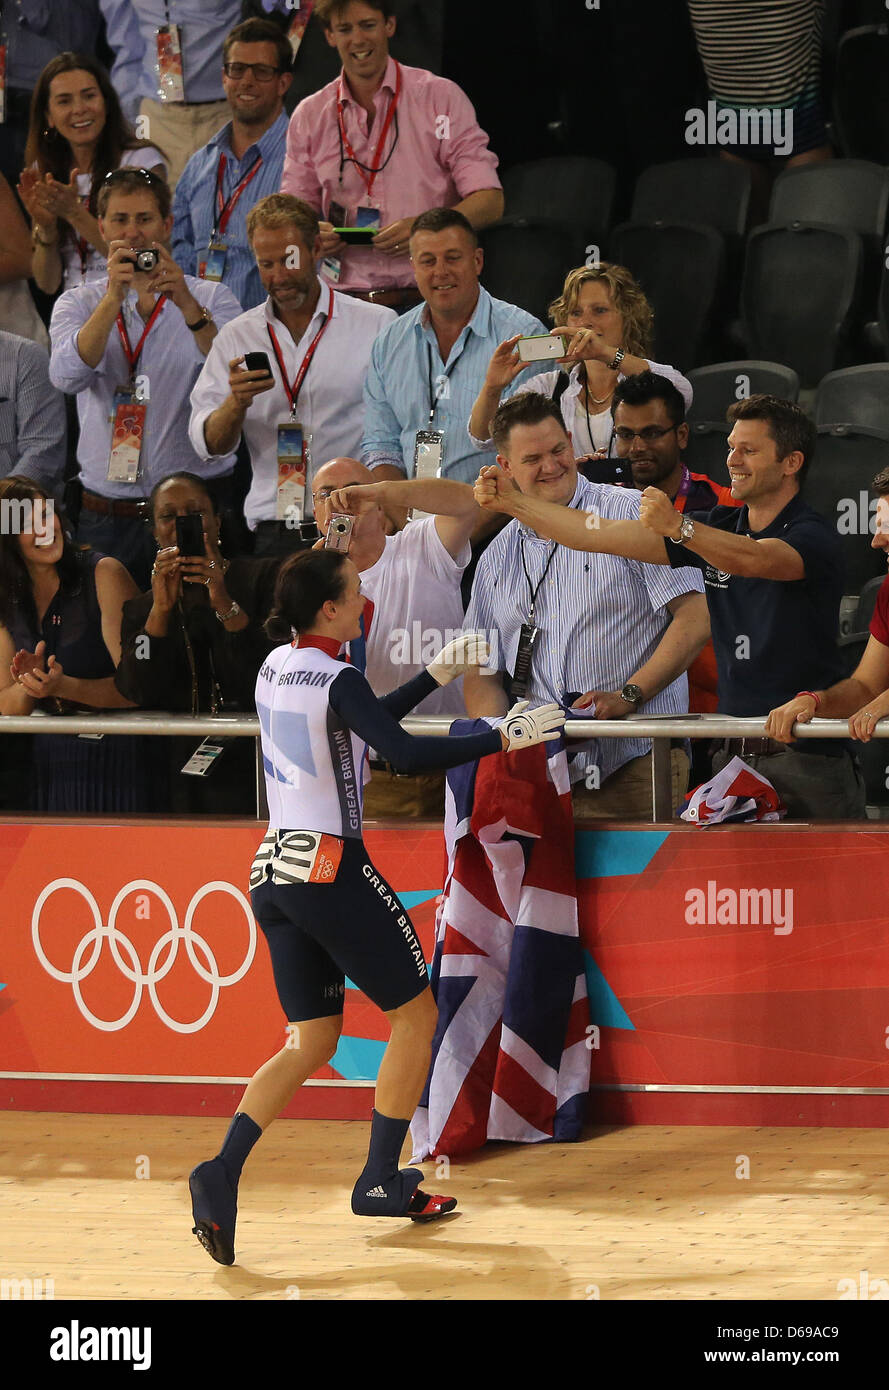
[{"xmin": 474, "ymin": 464, "xmax": 669, "ymax": 564}]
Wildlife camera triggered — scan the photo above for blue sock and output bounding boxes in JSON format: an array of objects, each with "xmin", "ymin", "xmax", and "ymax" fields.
[
  {"xmin": 360, "ymin": 1109, "xmax": 410, "ymax": 1183},
  {"xmin": 216, "ymin": 1112, "xmax": 262, "ymax": 1185}
]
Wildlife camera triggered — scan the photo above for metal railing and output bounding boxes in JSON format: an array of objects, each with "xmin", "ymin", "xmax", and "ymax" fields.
[{"xmin": 0, "ymin": 711, "xmax": 884, "ymax": 820}]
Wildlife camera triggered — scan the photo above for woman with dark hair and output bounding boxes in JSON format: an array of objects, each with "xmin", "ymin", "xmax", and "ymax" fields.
[
  {"xmin": 115, "ymin": 472, "xmax": 280, "ymax": 812},
  {"xmin": 17, "ymin": 52, "xmax": 166, "ymax": 294},
  {"xmin": 0, "ymin": 475, "xmax": 156, "ymax": 812},
  {"xmin": 188, "ymin": 547, "xmax": 565, "ymax": 1264}
]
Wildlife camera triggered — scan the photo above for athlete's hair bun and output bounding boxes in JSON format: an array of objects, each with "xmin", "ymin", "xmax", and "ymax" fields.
[{"xmin": 265, "ymin": 548, "xmax": 350, "ymax": 639}]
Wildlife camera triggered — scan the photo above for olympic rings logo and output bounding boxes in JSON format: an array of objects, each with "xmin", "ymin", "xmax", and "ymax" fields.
[{"xmin": 31, "ymin": 879, "xmax": 256, "ymax": 1034}]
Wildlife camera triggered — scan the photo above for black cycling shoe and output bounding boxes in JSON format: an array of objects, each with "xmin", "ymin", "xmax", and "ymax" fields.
[
  {"xmin": 350, "ymin": 1165, "xmax": 425, "ymax": 1217},
  {"xmin": 189, "ymin": 1158, "xmax": 237, "ymax": 1265}
]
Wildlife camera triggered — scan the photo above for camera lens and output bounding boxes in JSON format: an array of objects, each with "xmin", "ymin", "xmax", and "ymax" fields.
[{"xmin": 135, "ymin": 249, "xmax": 158, "ymax": 272}]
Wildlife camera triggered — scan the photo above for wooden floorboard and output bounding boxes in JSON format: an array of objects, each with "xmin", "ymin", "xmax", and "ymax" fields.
[{"xmin": 2, "ymin": 1114, "xmax": 888, "ymax": 1300}]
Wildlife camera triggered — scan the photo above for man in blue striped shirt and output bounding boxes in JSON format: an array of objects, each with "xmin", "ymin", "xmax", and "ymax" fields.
[
  {"xmin": 362, "ymin": 208, "xmax": 548, "ymax": 492},
  {"xmin": 172, "ymin": 19, "xmax": 292, "ymax": 310},
  {"xmin": 463, "ymin": 392, "xmax": 710, "ymax": 819}
]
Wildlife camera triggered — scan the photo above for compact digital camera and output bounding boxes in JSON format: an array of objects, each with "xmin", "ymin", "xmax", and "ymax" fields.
[
  {"xmin": 325, "ymin": 514, "xmax": 354, "ymax": 552},
  {"xmin": 126, "ymin": 248, "xmax": 160, "ymax": 272}
]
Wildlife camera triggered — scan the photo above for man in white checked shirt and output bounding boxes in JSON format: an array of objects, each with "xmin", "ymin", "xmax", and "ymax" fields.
[{"xmin": 463, "ymin": 393, "xmax": 710, "ymax": 820}]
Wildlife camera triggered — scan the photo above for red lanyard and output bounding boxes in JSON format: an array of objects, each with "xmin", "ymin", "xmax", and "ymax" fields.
[
  {"xmin": 336, "ymin": 59, "xmax": 402, "ymax": 199},
  {"xmin": 116, "ymin": 296, "xmax": 167, "ymax": 380},
  {"xmin": 213, "ymin": 151, "xmax": 263, "ymax": 238},
  {"xmin": 266, "ymin": 287, "xmax": 335, "ymax": 419}
]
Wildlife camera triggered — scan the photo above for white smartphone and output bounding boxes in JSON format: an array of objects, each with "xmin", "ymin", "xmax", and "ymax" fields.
[{"xmin": 516, "ymin": 332, "xmax": 568, "ymax": 363}]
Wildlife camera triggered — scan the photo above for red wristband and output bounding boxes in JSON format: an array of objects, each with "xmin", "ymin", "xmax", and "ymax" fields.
[{"xmin": 796, "ymin": 690, "xmax": 821, "ymax": 710}]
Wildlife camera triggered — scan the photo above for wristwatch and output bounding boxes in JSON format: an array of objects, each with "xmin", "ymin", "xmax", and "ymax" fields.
[
  {"xmin": 214, "ymin": 600, "xmax": 241, "ymax": 624},
  {"xmin": 669, "ymin": 515, "xmax": 695, "ymax": 544},
  {"xmin": 620, "ymin": 683, "xmax": 644, "ymax": 708},
  {"xmin": 608, "ymin": 346, "xmax": 625, "ymax": 371},
  {"xmin": 185, "ymin": 305, "xmax": 212, "ymax": 332}
]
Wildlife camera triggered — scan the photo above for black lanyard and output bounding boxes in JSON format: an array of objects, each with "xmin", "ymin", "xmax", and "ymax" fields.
[
  {"xmin": 426, "ymin": 342, "xmax": 461, "ymax": 422},
  {"xmin": 519, "ymin": 535, "xmax": 559, "ymax": 623}
]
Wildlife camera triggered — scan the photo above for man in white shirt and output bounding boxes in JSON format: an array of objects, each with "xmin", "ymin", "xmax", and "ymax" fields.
[
  {"xmin": 312, "ymin": 456, "xmax": 479, "ymax": 815},
  {"xmin": 188, "ymin": 193, "xmax": 395, "ymax": 556}
]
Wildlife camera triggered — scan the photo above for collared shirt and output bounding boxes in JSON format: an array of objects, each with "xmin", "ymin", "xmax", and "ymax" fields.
[
  {"xmin": 464, "ymin": 475, "xmax": 705, "ymax": 784},
  {"xmin": 49, "ymin": 274, "xmax": 243, "ymax": 498},
  {"xmin": 468, "ymin": 359, "xmax": 694, "ymax": 457},
  {"xmin": 3, "ymin": 0, "xmax": 101, "ymax": 92},
  {"xmin": 188, "ymin": 281, "xmax": 396, "ymax": 528},
  {"xmin": 362, "ymin": 286, "xmax": 545, "ymax": 483},
  {"xmin": 100, "ymin": 0, "xmax": 242, "ymax": 121},
  {"xmin": 281, "ymin": 56, "xmax": 502, "ymax": 292},
  {"xmin": 172, "ymin": 111, "xmax": 289, "ymax": 311},
  {"xmin": 666, "ymin": 494, "xmax": 846, "ymax": 717},
  {"xmin": 0, "ymin": 330, "xmax": 67, "ymax": 495},
  {"xmin": 56, "ymin": 146, "xmax": 167, "ymax": 292}
]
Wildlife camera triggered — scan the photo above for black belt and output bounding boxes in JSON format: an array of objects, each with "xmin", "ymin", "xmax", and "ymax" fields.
[{"xmin": 255, "ymin": 519, "xmax": 320, "ymax": 541}]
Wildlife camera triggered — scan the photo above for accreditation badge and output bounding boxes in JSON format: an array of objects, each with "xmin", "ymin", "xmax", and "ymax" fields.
[
  {"xmin": 198, "ymin": 239, "xmax": 227, "ymax": 281},
  {"xmin": 287, "ymin": 3, "xmax": 315, "ymax": 60},
  {"xmin": 276, "ymin": 420, "xmax": 308, "ymax": 521},
  {"xmin": 155, "ymin": 24, "xmax": 186, "ymax": 103},
  {"xmin": 107, "ymin": 387, "xmax": 146, "ymax": 484}
]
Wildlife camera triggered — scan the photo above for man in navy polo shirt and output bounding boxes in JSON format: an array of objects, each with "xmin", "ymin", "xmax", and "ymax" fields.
[{"xmin": 473, "ymin": 393, "xmax": 866, "ymax": 820}]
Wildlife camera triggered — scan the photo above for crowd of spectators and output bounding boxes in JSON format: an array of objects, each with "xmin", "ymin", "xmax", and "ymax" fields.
[{"xmin": 1, "ymin": 0, "xmax": 888, "ymax": 822}]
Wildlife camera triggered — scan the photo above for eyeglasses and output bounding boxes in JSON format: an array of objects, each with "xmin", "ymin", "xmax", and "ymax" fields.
[
  {"xmin": 613, "ymin": 424, "xmax": 679, "ymax": 444},
  {"xmin": 155, "ymin": 508, "xmax": 212, "ymax": 526},
  {"xmin": 103, "ymin": 167, "xmax": 162, "ymax": 185},
  {"xmin": 223, "ymin": 62, "xmax": 283, "ymax": 82}
]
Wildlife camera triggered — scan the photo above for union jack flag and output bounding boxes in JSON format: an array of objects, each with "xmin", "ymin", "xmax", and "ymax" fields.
[{"xmin": 410, "ymin": 728, "xmax": 591, "ymax": 1160}]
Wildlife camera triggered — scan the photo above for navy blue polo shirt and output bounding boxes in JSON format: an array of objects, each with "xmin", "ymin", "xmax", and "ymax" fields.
[{"xmin": 665, "ymin": 494, "xmax": 846, "ymax": 718}]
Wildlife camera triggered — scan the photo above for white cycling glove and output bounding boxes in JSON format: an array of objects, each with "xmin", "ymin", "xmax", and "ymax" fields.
[
  {"xmin": 426, "ymin": 632, "xmax": 491, "ymax": 686},
  {"xmin": 500, "ymin": 700, "xmax": 566, "ymax": 750}
]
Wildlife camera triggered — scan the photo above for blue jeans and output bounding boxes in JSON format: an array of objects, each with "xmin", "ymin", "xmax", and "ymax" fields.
[{"xmin": 75, "ymin": 508, "xmax": 156, "ymax": 590}]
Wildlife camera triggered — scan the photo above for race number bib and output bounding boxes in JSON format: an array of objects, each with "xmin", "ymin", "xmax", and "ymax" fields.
[{"xmin": 250, "ymin": 829, "xmax": 344, "ymax": 888}]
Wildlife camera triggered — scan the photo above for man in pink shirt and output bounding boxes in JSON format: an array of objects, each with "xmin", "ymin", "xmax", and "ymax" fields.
[{"xmin": 280, "ymin": 0, "xmax": 504, "ymax": 311}]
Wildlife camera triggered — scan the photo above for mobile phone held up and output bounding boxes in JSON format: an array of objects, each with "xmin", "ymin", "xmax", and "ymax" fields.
[
  {"xmin": 516, "ymin": 332, "xmax": 569, "ymax": 363},
  {"xmin": 244, "ymin": 351, "xmax": 273, "ymax": 378},
  {"xmin": 175, "ymin": 512, "xmax": 205, "ymax": 557}
]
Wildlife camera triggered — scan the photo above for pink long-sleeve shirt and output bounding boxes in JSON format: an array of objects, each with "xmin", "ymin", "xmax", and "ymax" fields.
[{"xmin": 281, "ymin": 56, "xmax": 501, "ymax": 292}]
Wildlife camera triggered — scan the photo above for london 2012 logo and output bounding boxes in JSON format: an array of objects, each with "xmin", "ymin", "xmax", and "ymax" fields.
[{"xmin": 31, "ymin": 879, "xmax": 255, "ymax": 1033}]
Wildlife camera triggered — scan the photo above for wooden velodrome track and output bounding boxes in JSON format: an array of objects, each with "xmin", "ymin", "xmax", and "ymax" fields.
[{"xmin": 2, "ymin": 1112, "xmax": 887, "ymax": 1300}]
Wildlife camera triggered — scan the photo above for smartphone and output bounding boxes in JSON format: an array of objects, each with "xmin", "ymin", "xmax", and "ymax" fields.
[
  {"xmin": 244, "ymin": 351, "xmax": 273, "ymax": 377},
  {"xmin": 327, "ymin": 201, "xmax": 347, "ymax": 226},
  {"xmin": 325, "ymin": 513, "xmax": 354, "ymax": 551},
  {"xmin": 332, "ymin": 227, "xmax": 377, "ymax": 245},
  {"xmin": 175, "ymin": 512, "xmax": 205, "ymax": 557},
  {"xmin": 516, "ymin": 332, "xmax": 569, "ymax": 363}
]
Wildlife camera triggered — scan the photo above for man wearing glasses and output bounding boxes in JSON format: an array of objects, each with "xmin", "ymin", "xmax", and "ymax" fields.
[
  {"xmin": 48, "ymin": 168, "xmax": 242, "ymax": 588},
  {"xmin": 173, "ymin": 19, "xmax": 293, "ymax": 311}
]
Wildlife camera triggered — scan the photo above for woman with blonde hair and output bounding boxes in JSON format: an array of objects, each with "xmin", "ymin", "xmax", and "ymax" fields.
[{"xmin": 469, "ymin": 261, "xmax": 692, "ymax": 463}]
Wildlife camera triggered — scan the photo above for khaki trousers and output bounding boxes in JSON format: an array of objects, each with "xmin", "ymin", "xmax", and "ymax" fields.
[
  {"xmin": 571, "ymin": 748, "xmax": 690, "ymax": 822},
  {"xmin": 138, "ymin": 98, "xmax": 230, "ymax": 190},
  {"xmin": 362, "ymin": 769, "xmax": 448, "ymax": 820}
]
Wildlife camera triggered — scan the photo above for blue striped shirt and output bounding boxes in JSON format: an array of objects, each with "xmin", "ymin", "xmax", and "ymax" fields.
[
  {"xmin": 464, "ymin": 475, "xmax": 706, "ymax": 784},
  {"xmin": 172, "ymin": 112, "xmax": 289, "ymax": 312},
  {"xmin": 100, "ymin": 0, "xmax": 242, "ymax": 121},
  {"xmin": 0, "ymin": 331, "xmax": 67, "ymax": 498},
  {"xmin": 362, "ymin": 286, "xmax": 546, "ymax": 483}
]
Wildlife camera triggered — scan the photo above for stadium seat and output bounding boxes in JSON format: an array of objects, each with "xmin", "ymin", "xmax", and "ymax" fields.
[
  {"xmin": 688, "ymin": 361, "xmax": 801, "ymax": 420},
  {"xmin": 769, "ymin": 161, "xmax": 889, "ymax": 240},
  {"xmin": 739, "ymin": 223, "xmax": 863, "ymax": 387},
  {"xmin": 815, "ymin": 364, "xmax": 889, "ymax": 436},
  {"xmin": 805, "ymin": 429, "xmax": 889, "ymax": 593},
  {"xmin": 500, "ymin": 157, "xmax": 617, "ymax": 263},
  {"xmin": 479, "ymin": 221, "xmax": 576, "ymax": 325},
  {"xmin": 833, "ymin": 25, "xmax": 889, "ymax": 162},
  {"xmin": 608, "ymin": 221, "xmax": 725, "ymax": 371},
  {"xmin": 631, "ymin": 158, "xmax": 751, "ymax": 239}
]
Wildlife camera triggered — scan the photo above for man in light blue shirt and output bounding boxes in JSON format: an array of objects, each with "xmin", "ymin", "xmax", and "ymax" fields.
[
  {"xmin": 0, "ymin": 331, "xmax": 67, "ymax": 499},
  {"xmin": 48, "ymin": 169, "xmax": 242, "ymax": 586},
  {"xmin": 362, "ymin": 207, "xmax": 547, "ymax": 489},
  {"xmin": 463, "ymin": 391, "xmax": 710, "ymax": 819},
  {"xmin": 100, "ymin": 0, "xmax": 244, "ymax": 186},
  {"xmin": 173, "ymin": 18, "xmax": 292, "ymax": 310}
]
